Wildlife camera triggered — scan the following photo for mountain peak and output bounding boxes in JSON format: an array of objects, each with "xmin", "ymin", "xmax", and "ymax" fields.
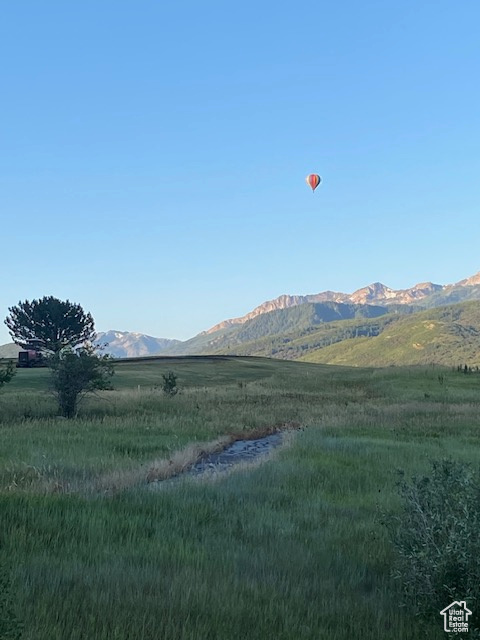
[
  {"xmin": 350, "ymin": 282, "xmax": 395, "ymax": 303},
  {"xmin": 95, "ymin": 330, "xmax": 180, "ymax": 358},
  {"xmin": 456, "ymin": 271, "xmax": 480, "ymax": 287}
]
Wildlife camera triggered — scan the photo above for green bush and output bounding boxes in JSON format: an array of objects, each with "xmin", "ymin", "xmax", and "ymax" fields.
[
  {"xmin": 386, "ymin": 459, "xmax": 480, "ymax": 630},
  {"xmin": 161, "ymin": 371, "xmax": 178, "ymax": 397},
  {"xmin": 49, "ymin": 346, "xmax": 114, "ymax": 418},
  {"xmin": 0, "ymin": 361, "xmax": 15, "ymax": 389}
]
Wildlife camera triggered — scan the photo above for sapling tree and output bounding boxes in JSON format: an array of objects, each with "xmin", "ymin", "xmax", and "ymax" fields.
[
  {"xmin": 49, "ymin": 346, "xmax": 114, "ymax": 418},
  {"xmin": 162, "ymin": 371, "xmax": 178, "ymax": 397}
]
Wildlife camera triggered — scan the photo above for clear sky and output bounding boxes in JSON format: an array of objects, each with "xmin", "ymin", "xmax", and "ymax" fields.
[{"xmin": 1, "ymin": 1, "xmax": 479, "ymax": 344}]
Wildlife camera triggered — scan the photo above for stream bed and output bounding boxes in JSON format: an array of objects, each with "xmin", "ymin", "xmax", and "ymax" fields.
[{"xmin": 150, "ymin": 432, "xmax": 284, "ymax": 487}]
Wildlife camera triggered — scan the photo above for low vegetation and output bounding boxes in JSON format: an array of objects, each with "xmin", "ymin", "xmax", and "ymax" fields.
[
  {"xmin": 0, "ymin": 357, "xmax": 479, "ymax": 638},
  {"xmin": 161, "ymin": 370, "xmax": 178, "ymax": 397},
  {"xmin": 49, "ymin": 346, "xmax": 114, "ymax": 418},
  {"xmin": 386, "ymin": 459, "xmax": 480, "ymax": 624},
  {"xmin": 0, "ymin": 361, "xmax": 15, "ymax": 389}
]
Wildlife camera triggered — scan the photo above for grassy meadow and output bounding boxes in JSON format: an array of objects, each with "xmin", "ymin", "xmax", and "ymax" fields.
[{"xmin": 1, "ymin": 356, "xmax": 479, "ymax": 639}]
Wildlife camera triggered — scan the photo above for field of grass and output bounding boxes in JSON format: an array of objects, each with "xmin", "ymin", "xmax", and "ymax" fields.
[{"xmin": 1, "ymin": 356, "xmax": 479, "ymax": 639}]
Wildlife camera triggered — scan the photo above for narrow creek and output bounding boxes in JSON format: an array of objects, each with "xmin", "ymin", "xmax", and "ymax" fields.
[{"xmin": 149, "ymin": 432, "xmax": 284, "ymax": 488}]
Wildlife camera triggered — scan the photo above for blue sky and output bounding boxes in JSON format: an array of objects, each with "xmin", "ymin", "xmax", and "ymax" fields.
[{"xmin": 1, "ymin": 1, "xmax": 480, "ymax": 343}]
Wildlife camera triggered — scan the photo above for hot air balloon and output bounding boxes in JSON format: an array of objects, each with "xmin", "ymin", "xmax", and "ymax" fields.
[{"xmin": 306, "ymin": 174, "xmax": 321, "ymax": 192}]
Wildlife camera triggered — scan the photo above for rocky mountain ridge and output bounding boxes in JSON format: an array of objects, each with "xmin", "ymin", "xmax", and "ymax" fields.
[{"xmin": 205, "ymin": 274, "xmax": 478, "ymax": 333}]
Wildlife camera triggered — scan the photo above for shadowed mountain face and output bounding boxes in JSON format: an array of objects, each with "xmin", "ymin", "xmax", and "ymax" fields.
[{"xmin": 161, "ymin": 301, "xmax": 401, "ymax": 356}]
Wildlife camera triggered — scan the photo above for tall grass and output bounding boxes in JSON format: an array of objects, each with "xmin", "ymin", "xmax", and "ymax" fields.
[{"xmin": 0, "ymin": 358, "xmax": 479, "ymax": 638}]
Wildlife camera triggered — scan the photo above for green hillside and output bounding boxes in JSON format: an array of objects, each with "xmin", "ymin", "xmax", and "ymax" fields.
[
  {"xmin": 166, "ymin": 302, "xmax": 396, "ymax": 356},
  {"xmin": 232, "ymin": 301, "xmax": 389, "ymax": 340},
  {"xmin": 202, "ymin": 313, "xmax": 396, "ymax": 359},
  {"xmin": 300, "ymin": 301, "xmax": 480, "ymax": 366}
]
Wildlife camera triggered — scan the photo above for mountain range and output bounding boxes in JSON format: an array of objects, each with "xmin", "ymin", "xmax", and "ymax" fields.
[
  {"xmin": 205, "ymin": 272, "xmax": 480, "ymax": 333},
  {"xmin": 2, "ymin": 271, "xmax": 480, "ymax": 365},
  {"xmin": 94, "ymin": 331, "xmax": 181, "ymax": 358},
  {"xmin": 157, "ymin": 271, "xmax": 480, "ymax": 362}
]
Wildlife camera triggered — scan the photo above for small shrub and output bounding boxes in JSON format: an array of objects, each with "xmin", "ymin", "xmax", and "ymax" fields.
[
  {"xmin": 385, "ymin": 459, "xmax": 480, "ymax": 628},
  {"xmin": 49, "ymin": 346, "xmax": 114, "ymax": 418},
  {"xmin": 0, "ymin": 361, "xmax": 15, "ymax": 389},
  {"xmin": 162, "ymin": 371, "xmax": 178, "ymax": 397}
]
